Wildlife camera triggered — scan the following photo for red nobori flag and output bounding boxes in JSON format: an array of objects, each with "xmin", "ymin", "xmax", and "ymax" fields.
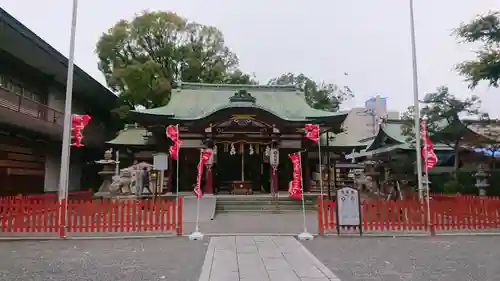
[
  {"xmin": 166, "ymin": 125, "xmax": 182, "ymax": 160},
  {"xmin": 420, "ymin": 119, "xmax": 438, "ymax": 170},
  {"xmin": 288, "ymin": 153, "xmax": 302, "ymax": 199},
  {"xmin": 194, "ymin": 149, "xmax": 212, "ymax": 198},
  {"xmin": 304, "ymin": 124, "xmax": 319, "ymax": 143}
]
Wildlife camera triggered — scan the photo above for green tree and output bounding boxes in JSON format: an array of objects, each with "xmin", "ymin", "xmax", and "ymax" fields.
[
  {"xmin": 96, "ymin": 11, "xmax": 255, "ymax": 118},
  {"xmin": 454, "ymin": 11, "xmax": 500, "ymax": 88},
  {"xmin": 266, "ymin": 73, "xmax": 353, "ymax": 112},
  {"xmin": 401, "ymin": 86, "xmax": 482, "ymax": 173}
]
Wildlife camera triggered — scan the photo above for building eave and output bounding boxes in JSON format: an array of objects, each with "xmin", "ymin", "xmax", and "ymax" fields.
[{"xmin": 0, "ymin": 8, "xmax": 117, "ymax": 110}]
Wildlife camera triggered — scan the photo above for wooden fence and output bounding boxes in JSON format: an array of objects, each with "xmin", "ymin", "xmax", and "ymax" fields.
[
  {"xmin": 318, "ymin": 196, "xmax": 500, "ymax": 234},
  {"xmin": 0, "ymin": 197, "xmax": 183, "ymax": 238}
]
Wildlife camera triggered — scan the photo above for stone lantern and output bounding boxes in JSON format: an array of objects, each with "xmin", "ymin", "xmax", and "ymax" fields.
[{"xmin": 475, "ymin": 164, "xmax": 489, "ymax": 196}]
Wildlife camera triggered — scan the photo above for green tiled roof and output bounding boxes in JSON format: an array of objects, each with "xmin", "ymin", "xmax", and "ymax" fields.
[
  {"xmin": 320, "ymin": 132, "xmax": 368, "ymax": 148},
  {"xmin": 107, "ymin": 127, "xmax": 152, "ymax": 146},
  {"xmin": 132, "ymin": 82, "xmax": 347, "ymax": 121}
]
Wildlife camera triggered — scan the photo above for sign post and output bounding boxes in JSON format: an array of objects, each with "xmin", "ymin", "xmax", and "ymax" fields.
[
  {"xmin": 153, "ymin": 153, "xmax": 169, "ymax": 196},
  {"xmin": 335, "ymin": 187, "xmax": 362, "ymax": 236}
]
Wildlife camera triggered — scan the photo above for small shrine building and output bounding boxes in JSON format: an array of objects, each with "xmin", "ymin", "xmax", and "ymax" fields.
[{"xmin": 107, "ymin": 82, "xmax": 350, "ymax": 194}]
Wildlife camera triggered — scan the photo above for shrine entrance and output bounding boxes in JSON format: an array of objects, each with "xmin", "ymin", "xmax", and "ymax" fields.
[{"xmin": 214, "ymin": 142, "xmax": 272, "ymax": 194}]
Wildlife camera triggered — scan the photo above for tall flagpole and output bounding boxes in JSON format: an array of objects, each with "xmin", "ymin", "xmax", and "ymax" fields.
[
  {"xmin": 317, "ymin": 141, "xmax": 324, "ymax": 198},
  {"xmin": 298, "ymin": 151, "xmax": 313, "ymax": 240},
  {"xmin": 57, "ymin": 0, "xmax": 79, "ymax": 238},
  {"xmin": 409, "ymin": 0, "xmax": 424, "ymax": 200},
  {"xmin": 190, "ymin": 150, "xmax": 203, "ymax": 240},
  {"xmin": 176, "ymin": 124, "xmax": 180, "ymax": 195},
  {"xmin": 422, "ymin": 116, "xmax": 432, "ymax": 232}
]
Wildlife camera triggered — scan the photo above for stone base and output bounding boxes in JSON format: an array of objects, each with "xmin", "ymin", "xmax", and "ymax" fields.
[
  {"xmin": 189, "ymin": 231, "xmax": 204, "ymax": 241},
  {"xmin": 298, "ymin": 231, "xmax": 314, "ymax": 240}
]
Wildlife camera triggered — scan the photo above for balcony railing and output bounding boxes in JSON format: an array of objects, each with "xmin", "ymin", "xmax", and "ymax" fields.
[{"xmin": 0, "ymin": 86, "xmax": 64, "ymax": 126}]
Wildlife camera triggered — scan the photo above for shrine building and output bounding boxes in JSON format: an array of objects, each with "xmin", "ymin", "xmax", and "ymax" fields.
[{"xmin": 107, "ymin": 82, "xmax": 352, "ymax": 194}]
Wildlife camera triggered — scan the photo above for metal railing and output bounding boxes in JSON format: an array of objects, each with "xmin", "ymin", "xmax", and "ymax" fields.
[{"xmin": 0, "ymin": 86, "xmax": 64, "ymax": 126}]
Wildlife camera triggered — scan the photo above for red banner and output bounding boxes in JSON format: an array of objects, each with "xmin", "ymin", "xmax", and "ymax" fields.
[
  {"xmin": 420, "ymin": 119, "xmax": 438, "ymax": 170},
  {"xmin": 166, "ymin": 125, "xmax": 182, "ymax": 160},
  {"xmin": 194, "ymin": 149, "xmax": 212, "ymax": 198},
  {"xmin": 304, "ymin": 124, "xmax": 319, "ymax": 143},
  {"xmin": 288, "ymin": 153, "xmax": 302, "ymax": 199},
  {"xmin": 71, "ymin": 114, "xmax": 91, "ymax": 147}
]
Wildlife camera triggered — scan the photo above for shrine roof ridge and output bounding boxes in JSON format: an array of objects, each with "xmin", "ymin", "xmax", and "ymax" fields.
[{"xmin": 177, "ymin": 82, "xmax": 298, "ymax": 92}]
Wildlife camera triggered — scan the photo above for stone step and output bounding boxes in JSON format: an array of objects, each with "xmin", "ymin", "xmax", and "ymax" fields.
[
  {"xmin": 216, "ymin": 204, "xmax": 315, "ymax": 211},
  {"xmin": 216, "ymin": 200, "xmax": 314, "ymax": 205},
  {"xmin": 215, "ymin": 196, "xmax": 316, "ymax": 212}
]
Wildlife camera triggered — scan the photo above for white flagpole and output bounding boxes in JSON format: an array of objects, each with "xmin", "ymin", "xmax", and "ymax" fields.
[
  {"xmin": 409, "ymin": 0, "xmax": 424, "ymax": 200},
  {"xmin": 422, "ymin": 117, "xmax": 432, "ymax": 233},
  {"xmin": 317, "ymin": 141, "xmax": 324, "ymax": 198},
  {"xmin": 57, "ymin": 0, "xmax": 79, "ymax": 239},
  {"xmin": 298, "ymin": 151, "xmax": 313, "ymax": 240},
  {"xmin": 176, "ymin": 124, "xmax": 180, "ymax": 196},
  {"xmin": 190, "ymin": 150, "xmax": 203, "ymax": 240}
]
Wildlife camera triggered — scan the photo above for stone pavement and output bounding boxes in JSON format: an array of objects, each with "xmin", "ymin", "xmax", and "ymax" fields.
[
  {"xmin": 184, "ymin": 212, "xmax": 318, "ymax": 234},
  {"xmin": 198, "ymin": 236, "xmax": 340, "ymax": 281}
]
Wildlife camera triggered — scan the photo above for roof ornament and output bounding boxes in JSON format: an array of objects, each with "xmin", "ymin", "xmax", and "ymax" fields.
[{"xmin": 229, "ymin": 89, "xmax": 256, "ymax": 103}]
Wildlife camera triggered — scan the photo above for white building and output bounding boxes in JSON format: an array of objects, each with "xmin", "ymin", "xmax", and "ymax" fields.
[{"xmin": 342, "ymin": 95, "xmax": 399, "ymax": 141}]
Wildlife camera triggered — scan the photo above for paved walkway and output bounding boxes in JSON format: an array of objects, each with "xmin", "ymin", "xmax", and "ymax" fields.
[{"xmin": 198, "ymin": 236, "xmax": 341, "ymax": 281}]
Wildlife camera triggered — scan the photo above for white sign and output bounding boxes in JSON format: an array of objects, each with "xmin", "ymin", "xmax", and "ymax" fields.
[
  {"xmin": 336, "ymin": 187, "xmax": 360, "ymax": 226},
  {"xmin": 153, "ymin": 153, "xmax": 168, "ymax": 170},
  {"xmin": 270, "ymin": 148, "xmax": 279, "ymax": 166}
]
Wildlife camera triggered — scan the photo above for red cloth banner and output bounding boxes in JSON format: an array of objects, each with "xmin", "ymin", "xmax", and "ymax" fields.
[
  {"xmin": 288, "ymin": 153, "xmax": 302, "ymax": 199},
  {"xmin": 194, "ymin": 149, "xmax": 212, "ymax": 198},
  {"xmin": 166, "ymin": 125, "xmax": 182, "ymax": 160},
  {"xmin": 71, "ymin": 114, "xmax": 91, "ymax": 147},
  {"xmin": 420, "ymin": 119, "xmax": 438, "ymax": 170},
  {"xmin": 304, "ymin": 124, "xmax": 319, "ymax": 143}
]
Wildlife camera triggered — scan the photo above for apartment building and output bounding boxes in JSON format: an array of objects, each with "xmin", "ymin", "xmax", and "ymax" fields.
[
  {"xmin": 343, "ymin": 96, "xmax": 399, "ymax": 141},
  {"xmin": 0, "ymin": 8, "xmax": 117, "ymax": 195}
]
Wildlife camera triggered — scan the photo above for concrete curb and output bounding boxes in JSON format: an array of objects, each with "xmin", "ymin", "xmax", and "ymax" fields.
[{"xmin": 1, "ymin": 231, "xmax": 499, "ymax": 241}]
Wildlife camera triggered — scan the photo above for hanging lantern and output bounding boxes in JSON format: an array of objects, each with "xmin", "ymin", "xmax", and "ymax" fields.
[{"xmin": 230, "ymin": 143, "xmax": 236, "ymax": 155}]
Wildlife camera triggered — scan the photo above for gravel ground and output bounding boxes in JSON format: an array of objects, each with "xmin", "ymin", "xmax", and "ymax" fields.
[
  {"xmin": 0, "ymin": 237, "xmax": 208, "ymax": 281},
  {"xmin": 302, "ymin": 235, "xmax": 500, "ymax": 281}
]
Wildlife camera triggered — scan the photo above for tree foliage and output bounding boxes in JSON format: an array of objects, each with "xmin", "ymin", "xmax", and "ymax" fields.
[
  {"xmin": 455, "ymin": 11, "xmax": 500, "ymax": 88},
  {"xmin": 266, "ymin": 73, "xmax": 353, "ymax": 112},
  {"xmin": 96, "ymin": 11, "xmax": 256, "ymax": 118},
  {"xmin": 401, "ymin": 86, "xmax": 482, "ymax": 171}
]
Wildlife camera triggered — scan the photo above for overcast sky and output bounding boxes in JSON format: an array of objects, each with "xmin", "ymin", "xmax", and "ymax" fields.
[{"xmin": 2, "ymin": 0, "xmax": 500, "ymax": 116}]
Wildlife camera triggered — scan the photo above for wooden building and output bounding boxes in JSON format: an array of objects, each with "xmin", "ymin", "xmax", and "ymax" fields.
[{"xmin": 108, "ymin": 82, "xmax": 349, "ymax": 194}]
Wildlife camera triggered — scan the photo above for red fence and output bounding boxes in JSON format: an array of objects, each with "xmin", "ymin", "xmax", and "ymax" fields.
[
  {"xmin": 318, "ymin": 196, "xmax": 500, "ymax": 234},
  {"xmin": 0, "ymin": 197, "xmax": 183, "ymax": 238},
  {"xmin": 1, "ymin": 189, "xmax": 93, "ymax": 202}
]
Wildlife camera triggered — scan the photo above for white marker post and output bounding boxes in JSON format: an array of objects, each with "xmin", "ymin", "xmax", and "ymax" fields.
[{"xmin": 297, "ymin": 151, "xmax": 313, "ymax": 240}]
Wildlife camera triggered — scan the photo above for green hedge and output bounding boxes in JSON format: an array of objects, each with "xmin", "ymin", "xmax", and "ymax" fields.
[{"xmin": 428, "ymin": 170, "xmax": 500, "ymax": 195}]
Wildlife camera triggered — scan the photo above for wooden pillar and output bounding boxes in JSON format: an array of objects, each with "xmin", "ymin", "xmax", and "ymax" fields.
[{"xmin": 205, "ymin": 164, "xmax": 213, "ymax": 194}]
